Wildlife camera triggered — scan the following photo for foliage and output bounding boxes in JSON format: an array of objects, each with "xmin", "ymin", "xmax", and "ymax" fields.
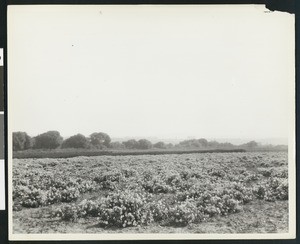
[
  {"xmin": 137, "ymin": 139, "xmax": 152, "ymax": 149},
  {"xmin": 90, "ymin": 132, "xmax": 111, "ymax": 149},
  {"xmin": 13, "ymin": 152, "xmax": 288, "ymax": 229},
  {"xmin": 242, "ymin": 141, "xmax": 259, "ymax": 149},
  {"xmin": 153, "ymin": 141, "xmax": 167, "ymax": 149},
  {"xmin": 122, "ymin": 139, "xmax": 139, "ymax": 149},
  {"xmin": 13, "ymin": 132, "xmax": 33, "ymax": 151},
  {"xmin": 34, "ymin": 131, "xmax": 63, "ymax": 149},
  {"xmin": 61, "ymin": 134, "xmax": 89, "ymax": 149},
  {"xmin": 110, "ymin": 141, "xmax": 125, "ymax": 149},
  {"xmin": 13, "ymin": 173, "xmax": 97, "ymax": 208},
  {"xmin": 13, "ymin": 131, "xmax": 288, "ymax": 152},
  {"xmin": 253, "ymin": 177, "xmax": 288, "ymax": 202}
]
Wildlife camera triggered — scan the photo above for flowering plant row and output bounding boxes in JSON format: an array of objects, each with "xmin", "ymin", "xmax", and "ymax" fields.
[{"xmin": 13, "ymin": 152, "xmax": 288, "ymax": 228}]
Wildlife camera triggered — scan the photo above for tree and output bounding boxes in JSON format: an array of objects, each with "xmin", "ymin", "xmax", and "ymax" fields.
[
  {"xmin": 153, "ymin": 141, "xmax": 166, "ymax": 149},
  {"xmin": 219, "ymin": 142, "xmax": 234, "ymax": 149},
  {"xmin": 137, "ymin": 139, "xmax": 152, "ymax": 150},
  {"xmin": 178, "ymin": 139, "xmax": 201, "ymax": 148},
  {"xmin": 166, "ymin": 143, "xmax": 174, "ymax": 149},
  {"xmin": 122, "ymin": 139, "xmax": 139, "ymax": 149},
  {"xmin": 198, "ymin": 138, "xmax": 208, "ymax": 148},
  {"xmin": 191, "ymin": 140, "xmax": 201, "ymax": 148},
  {"xmin": 207, "ymin": 140, "xmax": 220, "ymax": 148},
  {"xmin": 13, "ymin": 132, "xmax": 33, "ymax": 151},
  {"xmin": 110, "ymin": 141, "xmax": 125, "ymax": 149},
  {"xmin": 34, "ymin": 131, "xmax": 63, "ymax": 149},
  {"xmin": 90, "ymin": 132, "xmax": 111, "ymax": 149},
  {"xmin": 61, "ymin": 134, "xmax": 89, "ymax": 149},
  {"xmin": 243, "ymin": 141, "xmax": 258, "ymax": 149}
]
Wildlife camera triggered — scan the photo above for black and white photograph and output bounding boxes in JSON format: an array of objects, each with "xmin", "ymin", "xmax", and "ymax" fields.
[{"xmin": 7, "ymin": 4, "xmax": 295, "ymax": 240}]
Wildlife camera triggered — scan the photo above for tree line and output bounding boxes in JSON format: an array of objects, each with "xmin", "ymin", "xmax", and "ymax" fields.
[
  {"xmin": 13, "ymin": 131, "xmax": 170, "ymax": 151},
  {"xmin": 12, "ymin": 131, "xmax": 286, "ymax": 151}
]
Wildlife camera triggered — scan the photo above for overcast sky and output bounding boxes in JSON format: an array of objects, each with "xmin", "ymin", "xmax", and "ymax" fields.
[{"xmin": 8, "ymin": 5, "xmax": 294, "ymax": 143}]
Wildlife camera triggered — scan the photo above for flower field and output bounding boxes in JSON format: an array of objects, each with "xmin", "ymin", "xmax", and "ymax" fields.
[{"xmin": 12, "ymin": 152, "xmax": 289, "ymax": 234}]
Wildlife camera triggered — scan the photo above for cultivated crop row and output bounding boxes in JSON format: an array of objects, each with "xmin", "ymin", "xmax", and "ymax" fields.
[{"xmin": 13, "ymin": 152, "xmax": 288, "ymax": 228}]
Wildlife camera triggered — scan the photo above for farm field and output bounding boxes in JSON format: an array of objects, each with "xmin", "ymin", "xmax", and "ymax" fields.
[
  {"xmin": 13, "ymin": 148, "xmax": 248, "ymax": 159},
  {"xmin": 12, "ymin": 152, "xmax": 289, "ymax": 234}
]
